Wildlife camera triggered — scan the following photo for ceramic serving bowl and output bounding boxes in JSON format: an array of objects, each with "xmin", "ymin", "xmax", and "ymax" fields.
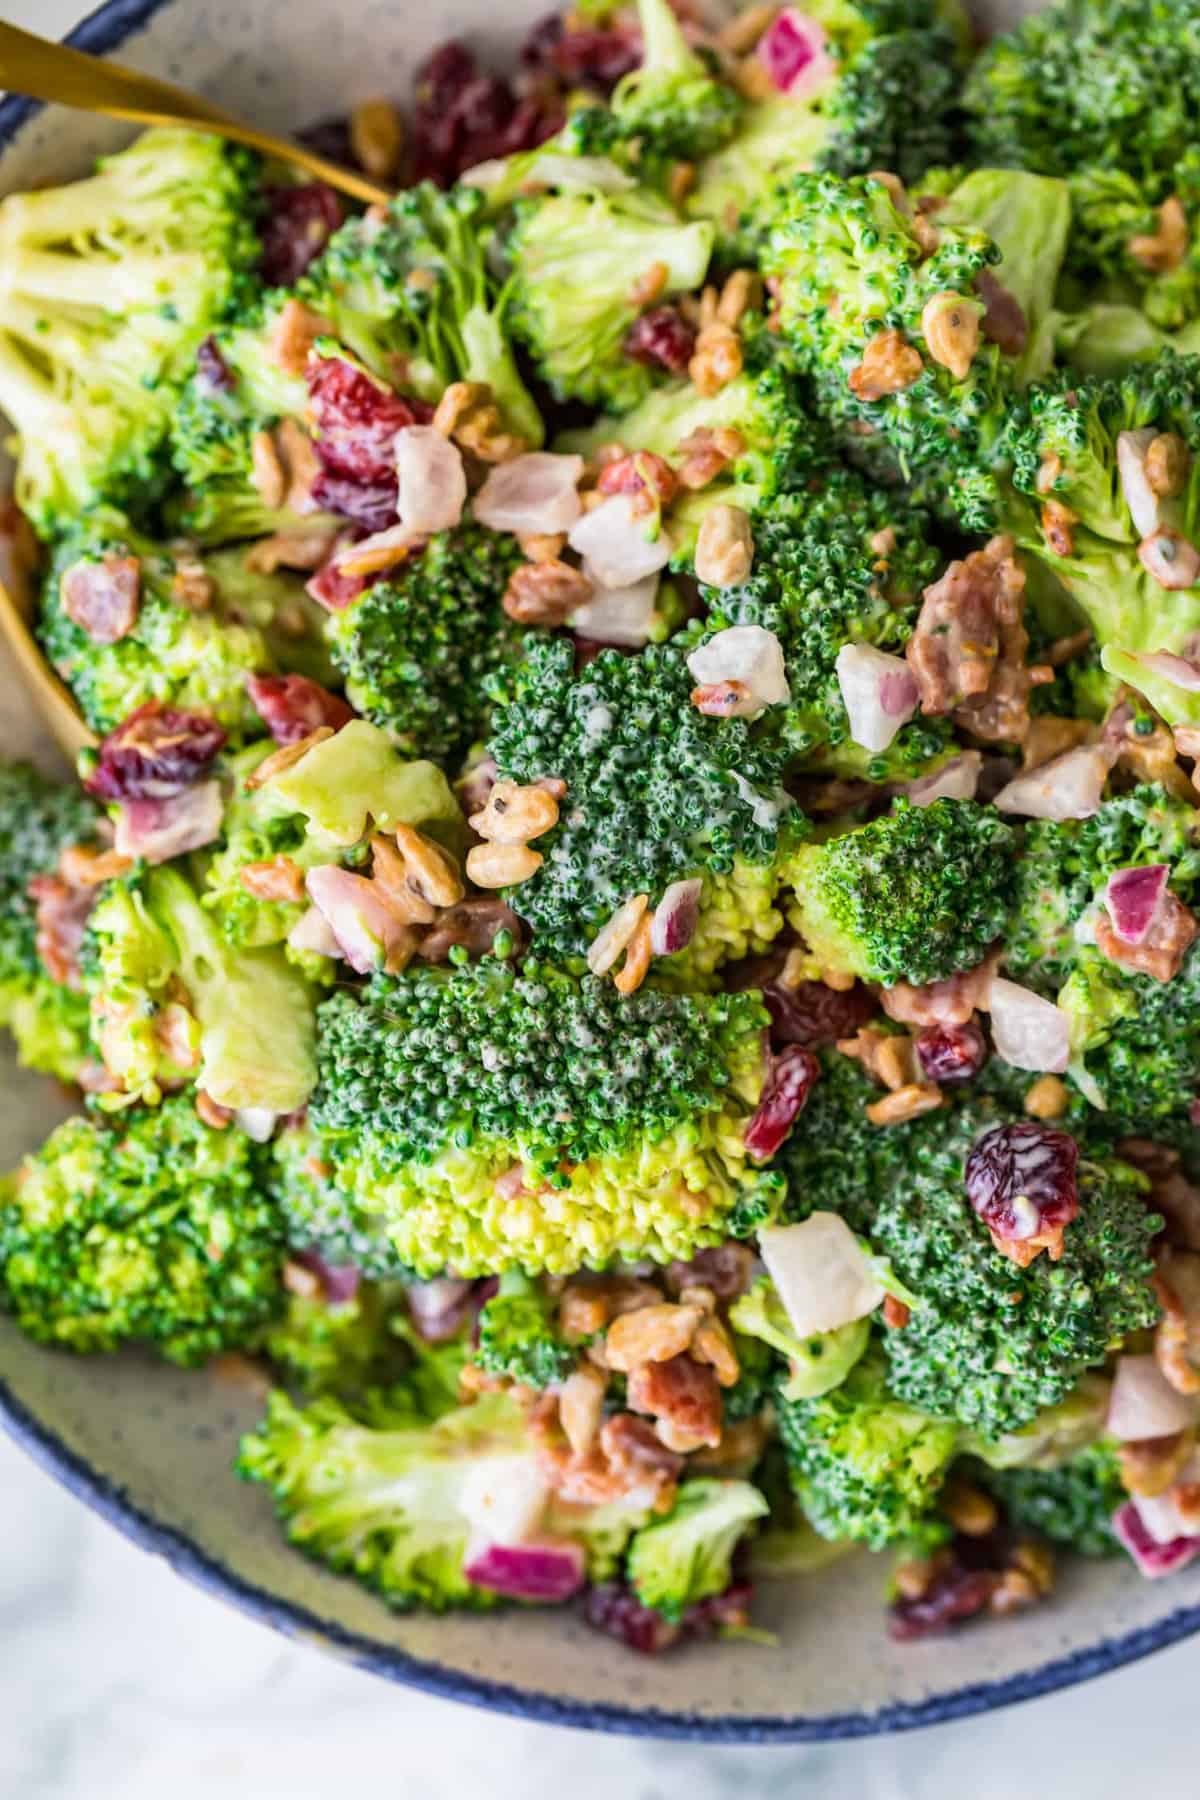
[{"xmin": 3, "ymin": 0, "xmax": 1200, "ymax": 1742}]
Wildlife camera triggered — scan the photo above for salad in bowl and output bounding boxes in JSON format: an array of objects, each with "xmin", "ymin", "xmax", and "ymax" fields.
[{"xmin": 3, "ymin": 0, "xmax": 1200, "ymax": 1663}]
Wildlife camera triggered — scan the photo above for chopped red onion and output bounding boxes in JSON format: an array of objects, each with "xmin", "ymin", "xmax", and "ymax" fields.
[
  {"xmin": 1113, "ymin": 1501, "xmax": 1200, "ymax": 1578},
  {"xmin": 406, "ymin": 1276, "xmax": 473, "ymax": 1343},
  {"xmin": 473, "ymin": 452, "xmax": 584, "ymax": 534},
  {"xmin": 757, "ymin": 8, "xmax": 836, "ymax": 98},
  {"xmin": 993, "ymin": 745, "xmax": 1111, "ymax": 821},
  {"xmin": 113, "ymin": 781, "xmax": 224, "ymax": 865},
  {"xmin": 304, "ymin": 865, "xmax": 410, "ymax": 974},
  {"xmin": 905, "ymin": 751, "xmax": 983, "ymax": 807},
  {"xmin": 463, "ymin": 1538, "xmax": 586, "ymax": 1602},
  {"xmin": 1104, "ymin": 863, "xmax": 1170, "ymax": 945},
  {"xmin": 987, "ymin": 977, "xmax": 1070, "ymax": 1073},
  {"xmin": 1108, "ymin": 1353, "xmax": 1199, "ymax": 1441},
  {"xmin": 835, "ymin": 643, "xmax": 918, "ymax": 752},
  {"xmin": 649, "ymin": 878, "xmax": 703, "ymax": 956},
  {"xmin": 567, "ymin": 495, "xmax": 673, "ymax": 588},
  {"xmin": 396, "ymin": 425, "xmax": 467, "ymax": 533}
]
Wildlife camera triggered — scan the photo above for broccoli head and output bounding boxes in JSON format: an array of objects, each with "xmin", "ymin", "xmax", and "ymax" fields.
[
  {"xmin": 782, "ymin": 1061, "xmax": 1163, "ymax": 1436},
  {"xmin": 784, "ymin": 798, "xmax": 1015, "ymax": 987},
  {"xmin": 260, "ymin": 1278, "xmax": 409, "ymax": 1398},
  {"xmin": 775, "ymin": 1345, "xmax": 958, "ymax": 1548},
  {"xmin": 300, "ymin": 960, "xmax": 781, "ymax": 1275},
  {"xmin": 0, "ymin": 760, "xmax": 100, "ymax": 1082},
  {"xmin": 0, "ymin": 128, "xmax": 262, "ymax": 534},
  {"xmin": 603, "ymin": 0, "xmax": 742, "ymax": 167},
  {"xmin": 474, "ymin": 1272, "xmax": 574, "ymax": 1389},
  {"xmin": 324, "ymin": 526, "xmax": 523, "ymax": 764},
  {"xmin": 729, "ymin": 1275, "xmax": 871, "ymax": 1401},
  {"xmin": 486, "ymin": 634, "xmax": 804, "ymax": 964},
  {"xmin": 0, "ymin": 1097, "xmax": 283, "ymax": 1362},
  {"xmin": 626, "ymin": 1478, "xmax": 768, "ymax": 1620},
  {"xmin": 971, "ymin": 1441, "xmax": 1125, "ymax": 1558},
  {"xmin": 1060, "ymin": 941, "xmax": 1200, "ymax": 1121}
]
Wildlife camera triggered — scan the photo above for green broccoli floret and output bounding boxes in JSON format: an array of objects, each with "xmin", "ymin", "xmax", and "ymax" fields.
[
  {"xmin": 603, "ymin": 0, "xmax": 742, "ymax": 166},
  {"xmin": 1006, "ymin": 784, "xmax": 1200, "ymax": 992},
  {"xmin": 775, "ymin": 1346, "xmax": 958, "ymax": 1548},
  {"xmin": 85, "ymin": 866, "xmax": 317, "ymax": 1116},
  {"xmin": 688, "ymin": 0, "xmax": 969, "ymax": 256},
  {"xmin": 783, "ymin": 1063, "xmax": 1163, "ymax": 1436},
  {"xmin": 474, "ymin": 1272, "xmax": 574, "ymax": 1389},
  {"xmin": 301, "ymin": 960, "xmax": 781, "ymax": 1275},
  {"xmin": 729, "ymin": 1275, "xmax": 871, "ymax": 1400},
  {"xmin": 40, "ymin": 511, "xmax": 327, "ymax": 737},
  {"xmin": 260, "ymin": 1280, "xmax": 409, "ymax": 1397},
  {"xmin": 504, "ymin": 182, "xmax": 713, "ymax": 410},
  {"xmin": 626, "ymin": 1478, "xmax": 768, "ymax": 1620},
  {"xmin": 0, "ymin": 1097, "xmax": 283, "ymax": 1362},
  {"xmin": 200, "ymin": 745, "xmax": 325, "ymax": 957},
  {"xmin": 763, "ymin": 167, "xmax": 1072, "ymax": 527},
  {"xmin": 1061, "ymin": 942, "xmax": 1200, "ymax": 1121},
  {"xmin": 999, "ymin": 353, "xmax": 1200, "ymax": 726},
  {"xmin": 972, "ymin": 1442, "xmax": 1125, "ymax": 1557},
  {"xmin": 304, "ymin": 181, "xmax": 541, "ymax": 444},
  {"xmin": 486, "ymin": 635, "xmax": 804, "ymax": 964},
  {"xmin": 1063, "ymin": 158, "xmax": 1200, "ymax": 334},
  {"xmin": 0, "ymin": 128, "xmax": 262, "ymax": 535},
  {"xmin": 270, "ymin": 1119, "xmax": 412, "ymax": 1278},
  {"xmin": 0, "ymin": 760, "xmax": 99, "ymax": 1081},
  {"xmin": 784, "ymin": 799, "xmax": 1015, "ymax": 987},
  {"xmin": 324, "ymin": 526, "xmax": 523, "ymax": 763}
]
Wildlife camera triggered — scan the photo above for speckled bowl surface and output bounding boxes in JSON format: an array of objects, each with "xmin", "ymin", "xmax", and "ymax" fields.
[{"xmin": 3, "ymin": 0, "xmax": 1200, "ymax": 1741}]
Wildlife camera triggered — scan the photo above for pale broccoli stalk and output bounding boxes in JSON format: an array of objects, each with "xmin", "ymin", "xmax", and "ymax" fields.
[
  {"xmin": 730, "ymin": 1277, "xmax": 870, "ymax": 1401},
  {"xmin": 0, "ymin": 128, "xmax": 262, "ymax": 532},
  {"xmin": 505, "ymin": 187, "xmax": 713, "ymax": 410},
  {"xmin": 626, "ymin": 1479, "xmax": 769, "ymax": 1621}
]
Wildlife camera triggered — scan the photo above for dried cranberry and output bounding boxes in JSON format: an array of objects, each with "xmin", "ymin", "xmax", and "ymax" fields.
[
  {"xmin": 889, "ymin": 1567, "xmax": 998, "ymax": 1641},
  {"xmin": 744, "ymin": 1045, "xmax": 819, "ymax": 1160},
  {"xmin": 415, "ymin": 40, "xmax": 478, "ymax": 108},
  {"xmin": 309, "ymin": 471, "xmax": 399, "ymax": 533},
  {"xmin": 624, "ymin": 307, "xmax": 697, "ymax": 375},
  {"xmin": 964, "ymin": 1121, "xmax": 1080, "ymax": 1247},
  {"xmin": 246, "ymin": 674, "xmax": 355, "ymax": 745},
  {"xmin": 259, "ymin": 183, "xmax": 344, "ymax": 288},
  {"xmin": 520, "ymin": 12, "xmax": 566, "ymax": 68},
  {"xmin": 296, "ymin": 117, "xmax": 356, "ymax": 172},
  {"xmin": 305, "ymin": 546, "xmax": 371, "ymax": 612},
  {"xmin": 583, "ymin": 1580, "xmax": 753, "ymax": 1655},
  {"xmin": 85, "ymin": 701, "xmax": 226, "ymax": 802},
  {"xmin": 915, "ymin": 1020, "xmax": 987, "ymax": 1085},
  {"xmin": 549, "ymin": 25, "xmax": 641, "ymax": 90},
  {"xmin": 195, "ymin": 335, "xmax": 235, "ymax": 394},
  {"xmin": 763, "ymin": 978, "xmax": 878, "ymax": 1050},
  {"xmin": 307, "ymin": 354, "xmax": 430, "ymax": 487}
]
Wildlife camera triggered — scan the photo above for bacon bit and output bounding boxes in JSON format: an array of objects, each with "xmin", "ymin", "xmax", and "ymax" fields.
[
  {"xmin": 61, "ymin": 554, "xmax": 140, "ymax": 645},
  {"xmin": 1154, "ymin": 1249, "xmax": 1200, "ymax": 1395},
  {"xmin": 239, "ymin": 856, "xmax": 307, "ymax": 904},
  {"xmin": 28, "ymin": 874, "xmax": 94, "ymax": 989},
  {"xmin": 883, "ymin": 1295, "xmax": 911, "ymax": 1328},
  {"xmin": 267, "ymin": 298, "xmax": 332, "ymax": 377},
  {"xmin": 626, "ymin": 1354, "xmax": 723, "ymax": 1449},
  {"xmin": 906, "ymin": 534, "xmax": 1038, "ymax": 743},
  {"xmin": 1118, "ymin": 1137, "xmax": 1200, "ymax": 1251},
  {"xmin": 977, "ymin": 269, "xmax": 1027, "ymax": 357},
  {"xmin": 58, "ymin": 843, "xmax": 134, "ymax": 888},
  {"xmin": 675, "ymin": 426, "xmax": 745, "ymax": 491},
  {"xmin": 596, "ymin": 450, "xmax": 678, "ymax": 514},
  {"xmin": 880, "ymin": 955, "xmax": 998, "ymax": 1028},
  {"xmin": 848, "ymin": 328, "xmax": 923, "ymax": 401},
  {"xmin": 503, "ymin": 558, "xmax": 592, "ymax": 625},
  {"xmin": 1095, "ymin": 889, "xmax": 1198, "ymax": 981}
]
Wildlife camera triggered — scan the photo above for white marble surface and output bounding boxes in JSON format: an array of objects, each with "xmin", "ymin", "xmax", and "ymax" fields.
[{"xmin": 5, "ymin": 1, "xmax": 1200, "ymax": 1789}]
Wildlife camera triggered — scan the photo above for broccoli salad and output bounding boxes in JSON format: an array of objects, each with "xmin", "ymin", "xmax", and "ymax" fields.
[{"xmin": 6, "ymin": 0, "xmax": 1200, "ymax": 1656}]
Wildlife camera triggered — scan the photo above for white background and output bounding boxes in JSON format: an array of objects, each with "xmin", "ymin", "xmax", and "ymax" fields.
[{"xmin": 3, "ymin": 2, "xmax": 1199, "ymax": 1791}]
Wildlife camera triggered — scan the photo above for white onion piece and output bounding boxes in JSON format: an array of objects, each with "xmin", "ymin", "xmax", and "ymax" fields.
[
  {"xmin": 758, "ymin": 1214, "xmax": 884, "ymax": 1338},
  {"xmin": 1132, "ymin": 649, "xmax": 1200, "ymax": 692},
  {"xmin": 1108, "ymin": 1354, "xmax": 1199, "ymax": 1442},
  {"xmin": 835, "ymin": 643, "xmax": 918, "ymax": 753},
  {"xmin": 571, "ymin": 570, "xmax": 659, "ymax": 646},
  {"xmin": 396, "ymin": 424, "xmax": 466, "ymax": 533},
  {"xmin": 993, "ymin": 744, "xmax": 1111, "ymax": 821},
  {"xmin": 567, "ymin": 495, "xmax": 673, "ymax": 588},
  {"xmin": 305, "ymin": 866, "xmax": 407, "ymax": 975},
  {"xmin": 905, "ymin": 751, "xmax": 983, "ymax": 807},
  {"xmin": 235, "ymin": 1107, "xmax": 278, "ymax": 1143},
  {"xmin": 473, "ymin": 452, "xmax": 584, "ymax": 535},
  {"xmin": 287, "ymin": 905, "xmax": 342, "ymax": 959},
  {"xmin": 1117, "ymin": 427, "xmax": 1162, "ymax": 538},
  {"xmin": 463, "ymin": 1538, "xmax": 587, "ymax": 1602},
  {"xmin": 687, "ymin": 625, "xmax": 790, "ymax": 711},
  {"xmin": 460, "ymin": 1455, "xmax": 551, "ymax": 1547},
  {"xmin": 113, "ymin": 781, "xmax": 223, "ymax": 865},
  {"xmin": 988, "ymin": 977, "xmax": 1070, "ymax": 1073},
  {"xmin": 1104, "ymin": 862, "xmax": 1169, "ymax": 945},
  {"xmin": 650, "ymin": 878, "xmax": 703, "ymax": 956}
]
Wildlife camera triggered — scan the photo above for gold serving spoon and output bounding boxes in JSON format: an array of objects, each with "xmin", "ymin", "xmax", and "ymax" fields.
[{"xmin": 0, "ymin": 21, "xmax": 393, "ymax": 756}]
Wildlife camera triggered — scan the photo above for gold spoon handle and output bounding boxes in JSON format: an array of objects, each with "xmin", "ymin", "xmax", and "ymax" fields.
[{"xmin": 0, "ymin": 20, "xmax": 391, "ymax": 208}]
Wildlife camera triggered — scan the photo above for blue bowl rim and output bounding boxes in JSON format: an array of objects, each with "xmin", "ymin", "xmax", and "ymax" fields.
[{"xmin": 3, "ymin": 0, "xmax": 1200, "ymax": 1742}]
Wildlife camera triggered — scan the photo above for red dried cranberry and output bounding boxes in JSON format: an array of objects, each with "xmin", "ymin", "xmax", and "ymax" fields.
[
  {"xmin": 548, "ymin": 25, "xmax": 641, "ymax": 90},
  {"xmin": 415, "ymin": 40, "xmax": 478, "ymax": 108},
  {"xmin": 763, "ymin": 978, "xmax": 878, "ymax": 1050},
  {"xmin": 305, "ymin": 545, "xmax": 371, "ymax": 612},
  {"xmin": 296, "ymin": 117, "xmax": 356, "ymax": 172},
  {"xmin": 583, "ymin": 1580, "xmax": 753, "ymax": 1654},
  {"xmin": 246, "ymin": 673, "xmax": 355, "ymax": 746},
  {"xmin": 964, "ymin": 1121, "xmax": 1080, "ymax": 1247},
  {"xmin": 520, "ymin": 12, "xmax": 566, "ymax": 68},
  {"xmin": 309, "ymin": 471, "xmax": 399, "ymax": 532},
  {"xmin": 195, "ymin": 335, "xmax": 235, "ymax": 393},
  {"xmin": 85, "ymin": 701, "xmax": 226, "ymax": 802},
  {"xmin": 260, "ymin": 183, "xmax": 344, "ymax": 287},
  {"xmin": 744, "ymin": 1045, "xmax": 819, "ymax": 1160},
  {"xmin": 915, "ymin": 1020, "xmax": 987, "ymax": 1085},
  {"xmin": 497, "ymin": 93, "xmax": 565, "ymax": 159},
  {"xmin": 889, "ymin": 1567, "xmax": 998, "ymax": 1641},
  {"xmin": 624, "ymin": 307, "xmax": 697, "ymax": 375},
  {"xmin": 307, "ymin": 354, "xmax": 431, "ymax": 488}
]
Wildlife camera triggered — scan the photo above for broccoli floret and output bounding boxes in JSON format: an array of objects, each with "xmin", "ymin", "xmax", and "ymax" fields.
[
  {"xmin": 0, "ymin": 760, "xmax": 100, "ymax": 1081},
  {"xmin": 775, "ymin": 1346, "xmax": 958, "ymax": 1548},
  {"xmin": 270, "ymin": 1119, "xmax": 411, "ymax": 1278},
  {"xmin": 688, "ymin": 0, "xmax": 968, "ymax": 256},
  {"xmin": 0, "ymin": 1097, "xmax": 283, "ymax": 1362},
  {"xmin": 626, "ymin": 1478, "xmax": 768, "ymax": 1620},
  {"xmin": 1006, "ymin": 784, "xmax": 1200, "ymax": 992},
  {"xmin": 1063, "ymin": 159, "xmax": 1200, "ymax": 334},
  {"xmin": 729, "ymin": 1275, "xmax": 871, "ymax": 1401},
  {"xmin": 604, "ymin": 0, "xmax": 742, "ymax": 167},
  {"xmin": 486, "ymin": 635, "xmax": 804, "ymax": 963},
  {"xmin": 200, "ymin": 745, "xmax": 325, "ymax": 956},
  {"xmin": 0, "ymin": 129, "xmax": 262, "ymax": 535},
  {"xmin": 85, "ymin": 866, "xmax": 317, "ymax": 1116},
  {"xmin": 999, "ymin": 353, "xmax": 1200, "ymax": 726},
  {"xmin": 782, "ymin": 1066, "xmax": 1163, "ymax": 1436},
  {"xmin": 504, "ymin": 183, "xmax": 713, "ymax": 410},
  {"xmin": 1062, "ymin": 942, "xmax": 1200, "ymax": 1121},
  {"xmin": 972, "ymin": 1442, "xmax": 1125, "ymax": 1557},
  {"xmin": 304, "ymin": 181, "xmax": 542, "ymax": 445},
  {"xmin": 302, "ymin": 960, "xmax": 781, "ymax": 1275},
  {"xmin": 324, "ymin": 526, "xmax": 523, "ymax": 763},
  {"xmin": 251, "ymin": 717, "xmax": 461, "ymax": 850},
  {"xmin": 474, "ymin": 1272, "xmax": 574, "ymax": 1389},
  {"xmin": 784, "ymin": 798, "xmax": 1015, "ymax": 987},
  {"xmin": 40, "ymin": 512, "xmax": 326, "ymax": 737},
  {"xmin": 260, "ymin": 1280, "xmax": 409, "ymax": 1397}
]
